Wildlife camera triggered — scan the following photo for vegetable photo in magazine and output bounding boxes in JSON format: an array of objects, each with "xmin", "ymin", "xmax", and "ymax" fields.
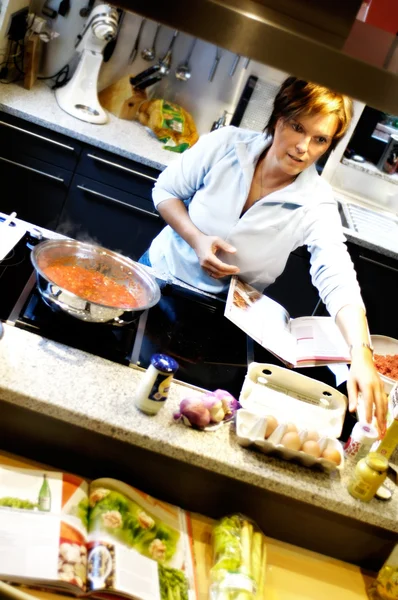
[{"xmin": 0, "ymin": 466, "xmax": 196, "ymax": 600}]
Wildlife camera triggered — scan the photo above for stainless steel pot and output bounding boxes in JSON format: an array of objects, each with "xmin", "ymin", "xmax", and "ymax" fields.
[{"xmin": 31, "ymin": 239, "xmax": 161, "ymax": 325}]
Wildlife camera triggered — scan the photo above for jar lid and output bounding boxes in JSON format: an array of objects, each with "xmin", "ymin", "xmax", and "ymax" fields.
[
  {"xmin": 365, "ymin": 452, "xmax": 389, "ymax": 473},
  {"xmin": 150, "ymin": 354, "xmax": 179, "ymax": 374}
]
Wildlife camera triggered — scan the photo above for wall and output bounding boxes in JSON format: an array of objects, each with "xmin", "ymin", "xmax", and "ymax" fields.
[
  {"xmin": 366, "ymin": 0, "xmax": 398, "ymax": 35},
  {"xmin": 343, "ymin": 19, "xmax": 397, "ymax": 70},
  {"xmin": 28, "ymin": 1, "xmax": 287, "ymax": 134},
  {"xmin": 0, "ymin": 0, "xmax": 30, "ymax": 55}
]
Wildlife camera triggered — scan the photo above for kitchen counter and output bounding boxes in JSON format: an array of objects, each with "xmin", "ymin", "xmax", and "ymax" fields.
[
  {"xmin": 0, "ymin": 82, "xmax": 178, "ymax": 171},
  {"xmin": 0, "ymin": 322, "xmax": 397, "ymax": 537},
  {"xmin": 342, "ymin": 157, "xmax": 398, "ymax": 187}
]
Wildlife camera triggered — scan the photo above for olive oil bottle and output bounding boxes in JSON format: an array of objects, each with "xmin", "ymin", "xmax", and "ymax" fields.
[{"xmin": 38, "ymin": 474, "xmax": 51, "ymax": 512}]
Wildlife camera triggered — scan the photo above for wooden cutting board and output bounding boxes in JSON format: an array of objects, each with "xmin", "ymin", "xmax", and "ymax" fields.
[{"xmin": 23, "ymin": 33, "xmax": 43, "ymax": 90}]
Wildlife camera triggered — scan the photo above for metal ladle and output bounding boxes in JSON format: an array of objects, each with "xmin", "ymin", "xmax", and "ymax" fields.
[
  {"xmin": 175, "ymin": 38, "xmax": 197, "ymax": 81},
  {"xmin": 141, "ymin": 23, "xmax": 161, "ymax": 61},
  {"xmin": 158, "ymin": 30, "xmax": 179, "ymax": 75}
]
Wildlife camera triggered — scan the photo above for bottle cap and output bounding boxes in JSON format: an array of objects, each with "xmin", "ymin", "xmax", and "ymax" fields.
[
  {"xmin": 150, "ymin": 353, "xmax": 179, "ymax": 374},
  {"xmin": 365, "ymin": 452, "xmax": 389, "ymax": 473}
]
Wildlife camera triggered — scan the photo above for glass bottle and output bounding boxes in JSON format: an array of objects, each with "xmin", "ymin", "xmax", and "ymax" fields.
[
  {"xmin": 38, "ymin": 474, "xmax": 51, "ymax": 511},
  {"xmin": 368, "ymin": 544, "xmax": 398, "ymax": 599},
  {"xmin": 347, "ymin": 452, "xmax": 388, "ymax": 502}
]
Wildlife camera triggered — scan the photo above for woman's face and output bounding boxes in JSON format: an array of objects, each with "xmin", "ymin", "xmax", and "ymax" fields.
[{"xmin": 271, "ymin": 112, "xmax": 338, "ymax": 176}]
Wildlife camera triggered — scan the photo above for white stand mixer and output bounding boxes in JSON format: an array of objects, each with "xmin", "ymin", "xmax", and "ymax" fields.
[{"xmin": 55, "ymin": 4, "xmax": 119, "ymax": 124}]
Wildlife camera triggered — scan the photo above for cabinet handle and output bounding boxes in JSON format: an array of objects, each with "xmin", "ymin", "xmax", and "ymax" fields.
[
  {"xmin": 0, "ymin": 155, "xmax": 65, "ymax": 182},
  {"xmin": 77, "ymin": 185, "xmax": 160, "ymax": 218},
  {"xmin": 359, "ymin": 254, "xmax": 398, "ymax": 273},
  {"xmin": 0, "ymin": 120, "xmax": 75, "ymax": 151},
  {"xmin": 87, "ymin": 153, "xmax": 158, "ymax": 182}
]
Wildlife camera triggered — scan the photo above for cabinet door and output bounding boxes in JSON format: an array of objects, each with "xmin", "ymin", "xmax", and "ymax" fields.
[
  {"xmin": 349, "ymin": 246, "xmax": 398, "ymax": 338},
  {"xmin": 77, "ymin": 149, "xmax": 160, "ymax": 201},
  {"xmin": 0, "ymin": 154, "xmax": 71, "ymax": 229},
  {"xmin": 58, "ymin": 175, "xmax": 164, "ymax": 260},
  {"xmin": 0, "ymin": 112, "xmax": 81, "ymax": 171}
]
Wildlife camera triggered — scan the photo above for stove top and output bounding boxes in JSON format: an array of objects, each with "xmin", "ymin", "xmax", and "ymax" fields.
[{"xmin": 1, "ymin": 228, "xmax": 249, "ymax": 397}]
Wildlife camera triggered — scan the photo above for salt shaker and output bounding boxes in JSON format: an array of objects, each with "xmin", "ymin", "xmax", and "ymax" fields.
[{"xmin": 134, "ymin": 354, "xmax": 179, "ymax": 415}]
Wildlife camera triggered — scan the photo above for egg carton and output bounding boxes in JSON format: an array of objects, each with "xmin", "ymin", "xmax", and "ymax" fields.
[
  {"xmin": 236, "ymin": 362, "xmax": 347, "ymax": 470},
  {"xmin": 239, "ymin": 363, "xmax": 347, "ymax": 439},
  {"xmin": 236, "ymin": 409, "xmax": 344, "ymax": 471}
]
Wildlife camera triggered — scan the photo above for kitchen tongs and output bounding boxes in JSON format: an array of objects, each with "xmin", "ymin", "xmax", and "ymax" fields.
[{"xmin": 130, "ymin": 30, "xmax": 179, "ymax": 90}]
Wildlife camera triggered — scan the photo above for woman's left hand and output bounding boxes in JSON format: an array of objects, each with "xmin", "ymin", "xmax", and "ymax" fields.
[{"xmin": 347, "ymin": 346, "xmax": 388, "ymax": 436}]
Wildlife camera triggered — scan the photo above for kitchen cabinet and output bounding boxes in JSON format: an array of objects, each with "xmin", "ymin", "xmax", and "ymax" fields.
[
  {"xmin": 0, "ymin": 111, "xmax": 81, "ymax": 171},
  {"xmin": 58, "ymin": 174, "xmax": 163, "ymax": 260},
  {"xmin": 0, "ymin": 110, "xmax": 80, "ymax": 228},
  {"xmin": 60, "ymin": 148, "xmax": 164, "ymax": 259},
  {"xmin": 0, "ymin": 110, "xmax": 163, "ymax": 258},
  {"xmin": 347, "ymin": 242, "xmax": 398, "ymax": 338},
  {"xmin": 0, "ymin": 153, "xmax": 72, "ymax": 229},
  {"xmin": 77, "ymin": 148, "xmax": 160, "ymax": 198}
]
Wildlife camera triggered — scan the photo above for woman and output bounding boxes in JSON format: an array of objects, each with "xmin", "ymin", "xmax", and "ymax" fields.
[{"xmin": 141, "ymin": 77, "xmax": 387, "ymax": 433}]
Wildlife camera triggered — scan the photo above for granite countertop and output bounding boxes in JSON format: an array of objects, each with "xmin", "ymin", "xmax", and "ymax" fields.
[
  {"xmin": 342, "ymin": 157, "xmax": 398, "ymax": 186},
  {"xmin": 0, "ymin": 82, "xmax": 178, "ymax": 171},
  {"xmin": 0, "ymin": 322, "xmax": 397, "ymax": 534}
]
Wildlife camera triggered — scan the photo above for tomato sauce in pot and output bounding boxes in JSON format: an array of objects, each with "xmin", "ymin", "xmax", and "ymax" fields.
[{"xmin": 43, "ymin": 263, "xmax": 140, "ymax": 308}]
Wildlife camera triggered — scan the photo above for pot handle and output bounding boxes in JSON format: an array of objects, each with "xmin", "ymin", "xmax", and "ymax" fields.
[
  {"xmin": 41, "ymin": 288, "xmax": 92, "ymax": 317},
  {"xmin": 41, "ymin": 287, "xmax": 137, "ymax": 326}
]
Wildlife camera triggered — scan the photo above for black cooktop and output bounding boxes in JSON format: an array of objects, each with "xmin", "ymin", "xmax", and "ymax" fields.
[{"xmin": 1, "ymin": 230, "xmax": 249, "ymax": 397}]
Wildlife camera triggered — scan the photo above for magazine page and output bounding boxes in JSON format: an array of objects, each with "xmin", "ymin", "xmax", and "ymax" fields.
[
  {"xmin": 86, "ymin": 479, "xmax": 197, "ymax": 600},
  {"xmin": 0, "ymin": 466, "xmax": 89, "ymax": 594},
  {"xmin": 291, "ymin": 316, "xmax": 350, "ymax": 366},
  {"xmin": 224, "ymin": 277, "xmax": 297, "ymax": 366}
]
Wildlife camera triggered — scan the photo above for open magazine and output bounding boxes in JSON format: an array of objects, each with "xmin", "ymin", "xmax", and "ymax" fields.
[
  {"xmin": 0, "ymin": 466, "xmax": 196, "ymax": 600},
  {"xmin": 225, "ymin": 277, "xmax": 350, "ymax": 368}
]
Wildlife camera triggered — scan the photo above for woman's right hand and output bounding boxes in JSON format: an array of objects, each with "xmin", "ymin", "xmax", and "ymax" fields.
[{"xmin": 192, "ymin": 234, "xmax": 240, "ymax": 279}]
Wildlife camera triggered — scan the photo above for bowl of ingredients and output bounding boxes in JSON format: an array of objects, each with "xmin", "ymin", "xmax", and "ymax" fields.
[
  {"xmin": 31, "ymin": 239, "xmax": 161, "ymax": 325},
  {"xmin": 371, "ymin": 335, "xmax": 398, "ymax": 393}
]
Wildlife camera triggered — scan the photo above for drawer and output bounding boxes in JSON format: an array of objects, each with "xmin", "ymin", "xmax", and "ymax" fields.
[
  {"xmin": 77, "ymin": 148, "xmax": 161, "ymax": 202},
  {"xmin": 0, "ymin": 111, "xmax": 81, "ymax": 171},
  {"xmin": 58, "ymin": 174, "xmax": 164, "ymax": 260},
  {"xmin": 0, "ymin": 152, "xmax": 72, "ymax": 229}
]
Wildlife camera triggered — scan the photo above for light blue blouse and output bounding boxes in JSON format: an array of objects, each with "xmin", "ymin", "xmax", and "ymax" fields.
[{"xmin": 149, "ymin": 126, "xmax": 364, "ymax": 318}]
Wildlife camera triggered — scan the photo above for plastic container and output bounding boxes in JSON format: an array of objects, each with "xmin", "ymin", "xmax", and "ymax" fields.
[
  {"xmin": 344, "ymin": 421, "xmax": 379, "ymax": 463},
  {"xmin": 236, "ymin": 363, "xmax": 347, "ymax": 471},
  {"xmin": 210, "ymin": 514, "xmax": 267, "ymax": 600}
]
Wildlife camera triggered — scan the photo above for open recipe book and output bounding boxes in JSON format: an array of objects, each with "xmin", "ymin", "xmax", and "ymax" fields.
[
  {"xmin": 225, "ymin": 277, "xmax": 350, "ymax": 368},
  {"xmin": 0, "ymin": 466, "xmax": 196, "ymax": 600}
]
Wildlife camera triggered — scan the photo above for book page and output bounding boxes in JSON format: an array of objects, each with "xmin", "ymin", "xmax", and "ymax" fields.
[
  {"xmin": 86, "ymin": 478, "xmax": 197, "ymax": 600},
  {"xmin": 291, "ymin": 317, "xmax": 350, "ymax": 365},
  {"xmin": 224, "ymin": 277, "xmax": 297, "ymax": 366},
  {"xmin": 0, "ymin": 466, "xmax": 89, "ymax": 592}
]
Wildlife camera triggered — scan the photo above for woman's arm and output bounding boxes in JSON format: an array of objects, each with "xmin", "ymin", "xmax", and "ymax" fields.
[
  {"xmin": 336, "ymin": 303, "xmax": 387, "ymax": 435},
  {"xmin": 157, "ymin": 197, "xmax": 240, "ymax": 278}
]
